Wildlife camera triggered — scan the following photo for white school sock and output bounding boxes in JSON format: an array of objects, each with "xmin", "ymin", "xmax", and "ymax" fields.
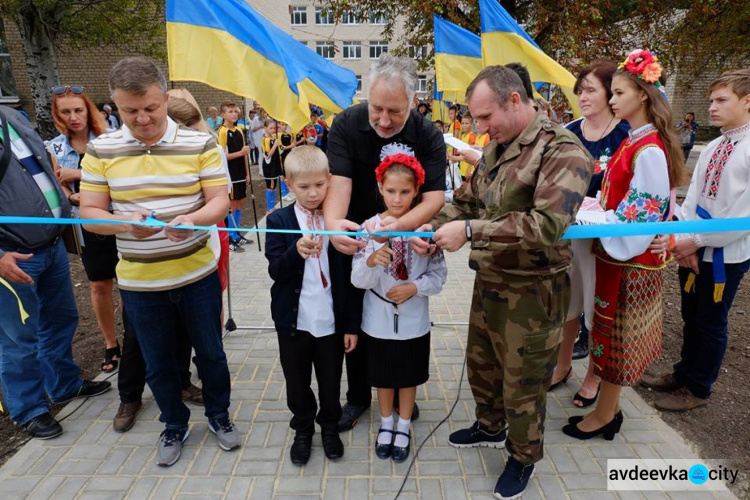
[
  {"xmin": 394, "ymin": 417, "xmax": 411, "ymax": 448},
  {"xmin": 378, "ymin": 414, "xmax": 394, "ymax": 445}
]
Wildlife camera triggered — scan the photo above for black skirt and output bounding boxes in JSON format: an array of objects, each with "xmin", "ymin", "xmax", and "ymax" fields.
[{"xmin": 365, "ymin": 332, "xmax": 430, "ymax": 388}]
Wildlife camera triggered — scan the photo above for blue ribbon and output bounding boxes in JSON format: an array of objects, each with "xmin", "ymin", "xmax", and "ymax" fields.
[{"xmin": 2, "ymin": 215, "xmax": 750, "ymax": 240}]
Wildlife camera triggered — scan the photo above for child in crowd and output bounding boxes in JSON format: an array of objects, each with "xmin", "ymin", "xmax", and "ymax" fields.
[
  {"xmin": 448, "ymin": 113, "xmax": 477, "ymax": 179},
  {"xmin": 277, "ymin": 121, "xmax": 295, "ymax": 201},
  {"xmin": 351, "ymin": 153, "xmax": 447, "ymax": 463},
  {"xmin": 261, "ymin": 119, "xmax": 283, "ymax": 213},
  {"xmin": 217, "ymin": 101, "xmax": 250, "ymax": 251},
  {"xmin": 265, "ymin": 146, "xmax": 359, "ymax": 465}
]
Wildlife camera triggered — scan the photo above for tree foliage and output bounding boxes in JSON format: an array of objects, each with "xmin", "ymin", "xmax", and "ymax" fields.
[
  {"xmin": 0, "ymin": 0, "xmax": 164, "ymax": 137},
  {"xmin": 318, "ymin": 0, "xmax": 749, "ymax": 79}
]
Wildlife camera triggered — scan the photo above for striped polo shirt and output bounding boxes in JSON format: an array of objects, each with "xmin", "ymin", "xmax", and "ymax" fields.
[{"xmin": 80, "ymin": 118, "xmax": 227, "ymax": 292}]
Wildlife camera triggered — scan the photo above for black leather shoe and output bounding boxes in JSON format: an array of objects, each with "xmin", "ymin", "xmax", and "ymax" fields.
[
  {"xmin": 290, "ymin": 433, "xmax": 313, "ymax": 465},
  {"xmin": 23, "ymin": 412, "xmax": 63, "ymax": 439},
  {"xmin": 52, "ymin": 379, "xmax": 112, "ymax": 405},
  {"xmin": 375, "ymin": 428, "xmax": 394, "ymax": 459},
  {"xmin": 322, "ymin": 431, "xmax": 344, "ymax": 460},
  {"xmin": 391, "ymin": 430, "xmax": 411, "ymax": 463},
  {"xmin": 337, "ymin": 403, "xmax": 369, "ymax": 432},
  {"xmin": 572, "ymin": 326, "xmax": 589, "ymax": 360},
  {"xmin": 568, "ymin": 410, "xmax": 623, "ymax": 432},
  {"xmin": 562, "ymin": 414, "xmax": 620, "ymax": 441}
]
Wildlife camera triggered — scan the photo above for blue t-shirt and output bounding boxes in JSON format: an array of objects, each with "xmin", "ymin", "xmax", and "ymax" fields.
[{"xmin": 566, "ymin": 118, "xmax": 630, "ymax": 197}]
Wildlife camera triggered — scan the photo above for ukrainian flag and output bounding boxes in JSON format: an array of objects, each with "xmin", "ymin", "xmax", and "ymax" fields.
[
  {"xmin": 479, "ymin": 0, "xmax": 580, "ymax": 116},
  {"xmin": 166, "ymin": 0, "xmax": 358, "ymax": 132},
  {"xmin": 434, "ymin": 15, "xmax": 482, "ymax": 105}
]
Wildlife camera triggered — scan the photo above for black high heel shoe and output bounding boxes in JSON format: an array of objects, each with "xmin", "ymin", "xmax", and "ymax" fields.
[
  {"xmin": 573, "ymin": 385, "xmax": 600, "ymax": 407},
  {"xmin": 562, "ymin": 414, "xmax": 621, "ymax": 441},
  {"xmin": 547, "ymin": 367, "xmax": 572, "ymax": 392},
  {"xmin": 568, "ymin": 411, "xmax": 623, "ymax": 432},
  {"xmin": 375, "ymin": 428, "xmax": 394, "ymax": 459}
]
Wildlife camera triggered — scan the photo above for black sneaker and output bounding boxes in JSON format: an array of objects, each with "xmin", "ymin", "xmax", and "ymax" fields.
[
  {"xmin": 23, "ymin": 412, "xmax": 63, "ymax": 439},
  {"xmin": 321, "ymin": 430, "xmax": 344, "ymax": 460},
  {"xmin": 52, "ymin": 379, "xmax": 112, "ymax": 405},
  {"xmin": 494, "ymin": 456, "xmax": 535, "ymax": 499},
  {"xmin": 337, "ymin": 403, "xmax": 369, "ymax": 432},
  {"xmin": 448, "ymin": 421, "xmax": 507, "ymax": 449},
  {"xmin": 290, "ymin": 433, "xmax": 313, "ymax": 465}
]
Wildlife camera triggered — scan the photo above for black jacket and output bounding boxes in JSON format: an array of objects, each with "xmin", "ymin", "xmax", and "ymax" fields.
[
  {"xmin": 265, "ymin": 204, "xmax": 361, "ymax": 335},
  {"xmin": 0, "ymin": 106, "xmax": 71, "ymax": 255}
]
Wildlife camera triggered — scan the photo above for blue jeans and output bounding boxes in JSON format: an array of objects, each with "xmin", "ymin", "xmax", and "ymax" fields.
[
  {"xmin": 0, "ymin": 239, "xmax": 82, "ymax": 424},
  {"xmin": 674, "ymin": 259, "xmax": 750, "ymax": 399},
  {"xmin": 119, "ymin": 271, "xmax": 230, "ymax": 429}
]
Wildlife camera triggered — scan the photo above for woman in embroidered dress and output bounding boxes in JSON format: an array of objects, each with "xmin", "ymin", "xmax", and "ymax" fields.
[
  {"xmin": 563, "ymin": 49, "xmax": 687, "ymax": 440},
  {"xmin": 46, "ymin": 86, "xmax": 119, "ymax": 373},
  {"xmin": 351, "ymin": 154, "xmax": 447, "ymax": 463}
]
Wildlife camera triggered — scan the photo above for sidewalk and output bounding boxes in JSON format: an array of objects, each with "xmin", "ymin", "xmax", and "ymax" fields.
[{"xmin": 0, "ymin": 226, "xmax": 737, "ymax": 499}]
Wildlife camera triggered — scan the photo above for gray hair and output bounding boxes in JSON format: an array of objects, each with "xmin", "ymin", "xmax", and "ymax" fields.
[
  {"xmin": 103, "ymin": 104, "xmax": 112, "ymax": 112},
  {"xmin": 466, "ymin": 65, "xmax": 528, "ymax": 106},
  {"xmin": 368, "ymin": 53, "xmax": 417, "ymax": 100},
  {"xmin": 109, "ymin": 57, "xmax": 168, "ymax": 96}
]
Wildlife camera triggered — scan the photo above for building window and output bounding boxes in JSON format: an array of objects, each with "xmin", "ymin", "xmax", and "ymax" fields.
[
  {"xmin": 417, "ymin": 75, "xmax": 428, "ymax": 93},
  {"xmin": 343, "ymin": 41, "xmax": 362, "ymax": 60},
  {"xmin": 408, "ymin": 45, "xmax": 428, "ymax": 60},
  {"xmin": 341, "ymin": 11, "xmax": 359, "ymax": 25},
  {"xmin": 356, "ymin": 76, "xmax": 362, "ymax": 92},
  {"xmin": 316, "ymin": 41, "xmax": 336, "ymax": 60},
  {"xmin": 315, "ymin": 7, "xmax": 334, "ymax": 25},
  {"xmin": 0, "ymin": 36, "xmax": 19, "ymax": 103},
  {"xmin": 369, "ymin": 12, "xmax": 388, "ymax": 25},
  {"xmin": 290, "ymin": 6, "xmax": 307, "ymax": 25},
  {"xmin": 369, "ymin": 41, "xmax": 388, "ymax": 59}
]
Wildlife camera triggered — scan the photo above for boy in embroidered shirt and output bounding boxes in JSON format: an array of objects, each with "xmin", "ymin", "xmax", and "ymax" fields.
[
  {"xmin": 265, "ymin": 146, "xmax": 359, "ymax": 466},
  {"xmin": 217, "ymin": 101, "xmax": 250, "ymax": 250},
  {"xmin": 645, "ymin": 69, "xmax": 750, "ymax": 412}
]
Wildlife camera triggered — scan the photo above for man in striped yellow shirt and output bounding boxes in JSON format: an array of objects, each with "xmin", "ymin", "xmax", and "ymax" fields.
[{"xmin": 80, "ymin": 57, "xmax": 239, "ymax": 467}]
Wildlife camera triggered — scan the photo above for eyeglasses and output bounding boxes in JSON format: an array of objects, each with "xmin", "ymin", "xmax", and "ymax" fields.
[{"xmin": 51, "ymin": 85, "xmax": 85, "ymax": 95}]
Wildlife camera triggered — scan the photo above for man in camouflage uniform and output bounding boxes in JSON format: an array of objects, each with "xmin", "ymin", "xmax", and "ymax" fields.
[{"xmin": 426, "ymin": 66, "xmax": 592, "ymax": 499}]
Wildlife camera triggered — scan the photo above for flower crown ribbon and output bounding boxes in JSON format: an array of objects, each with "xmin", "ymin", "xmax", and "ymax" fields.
[
  {"xmin": 375, "ymin": 153, "xmax": 426, "ymax": 187},
  {"xmin": 618, "ymin": 49, "xmax": 663, "ymax": 86}
]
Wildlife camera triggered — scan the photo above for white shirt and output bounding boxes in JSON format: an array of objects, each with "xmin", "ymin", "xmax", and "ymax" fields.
[
  {"xmin": 293, "ymin": 203, "xmax": 336, "ymax": 337},
  {"xmin": 251, "ymin": 117, "xmax": 264, "ymax": 149},
  {"xmin": 678, "ymin": 120, "xmax": 750, "ymax": 263},
  {"xmin": 351, "ymin": 214, "xmax": 448, "ymax": 340}
]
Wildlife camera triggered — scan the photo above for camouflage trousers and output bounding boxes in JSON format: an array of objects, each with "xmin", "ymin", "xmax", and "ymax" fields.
[{"xmin": 466, "ymin": 272, "xmax": 570, "ymax": 464}]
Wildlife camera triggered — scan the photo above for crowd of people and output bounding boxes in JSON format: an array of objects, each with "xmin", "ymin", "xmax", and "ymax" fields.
[{"xmin": 0, "ymin": 50, "xmax": 748, "ymax": 499}]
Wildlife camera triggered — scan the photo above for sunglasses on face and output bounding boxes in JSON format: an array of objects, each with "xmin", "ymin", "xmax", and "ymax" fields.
[{"xmin": 52, "ymin": 85, "xmax": 85, "ymax": 95}]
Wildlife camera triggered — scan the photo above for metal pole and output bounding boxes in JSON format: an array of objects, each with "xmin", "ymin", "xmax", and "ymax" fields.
[{"xmin": 241, "ymin": 102, "xmax": 262, "ymax": 251}]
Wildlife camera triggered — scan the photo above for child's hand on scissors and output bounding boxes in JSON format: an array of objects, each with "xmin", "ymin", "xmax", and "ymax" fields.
[{"xmin": 296, "ymin": 234, "xmax": 322, "ymax": 259}]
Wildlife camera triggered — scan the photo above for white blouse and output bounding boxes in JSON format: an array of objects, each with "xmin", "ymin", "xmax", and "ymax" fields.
[{"xmin": 351, "ymin": 214, "xmax": 448, "ymax": 340}]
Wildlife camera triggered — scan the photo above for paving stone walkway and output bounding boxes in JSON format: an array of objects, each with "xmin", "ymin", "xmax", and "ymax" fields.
[{"xmin": 0, "ymin": 214, "xmax": 736, "ymax": 499}]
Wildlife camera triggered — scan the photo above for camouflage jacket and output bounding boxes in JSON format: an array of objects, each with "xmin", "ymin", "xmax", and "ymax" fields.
[{"xmin": 436, "ymin": 112, "xmax": 593, "ymax": 281}]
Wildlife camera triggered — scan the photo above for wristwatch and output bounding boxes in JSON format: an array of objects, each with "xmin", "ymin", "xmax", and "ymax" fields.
[{"xmin": 465, "ymin": 220, "xmax": 472, "ymax": 240}]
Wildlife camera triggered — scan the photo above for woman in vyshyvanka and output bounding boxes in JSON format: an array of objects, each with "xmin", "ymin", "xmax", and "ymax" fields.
[{"xmin": 563, "ymin": 49, "xmax": 687, "ymax": 440}]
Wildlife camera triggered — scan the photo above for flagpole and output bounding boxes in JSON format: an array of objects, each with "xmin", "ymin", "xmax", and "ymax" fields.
[{"xmin": 241, "ymin": 102, "xmax": 262, "ymax": 251}]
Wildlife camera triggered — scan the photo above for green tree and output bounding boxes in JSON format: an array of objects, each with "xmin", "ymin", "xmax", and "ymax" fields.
[
  {"xmin": 0, "ymin": 0, "xmax": 164, "ymax": 138},
  {"xmin": 318, "ymin": 0, "xmax": 749, "ymax": 80}
]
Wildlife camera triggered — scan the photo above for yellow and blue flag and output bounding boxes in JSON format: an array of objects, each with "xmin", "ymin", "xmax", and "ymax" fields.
[
  {"xmin": 166, "ymin": 0, "xmax": 358, "ymax": 132},
  {"xmin": 479, "ymin": 0, "xmax": 580, "ymax": 116},
  {"xmin": 434, "ymin": 15, "xmax": 482, "ymax": 105}
]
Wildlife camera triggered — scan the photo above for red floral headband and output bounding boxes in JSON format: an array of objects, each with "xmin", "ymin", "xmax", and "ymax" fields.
[
  {"xmin": 375, "ymin": 153, "xmax": 426, "ymax": 187},
  {"xmin": 618, "ymin": 49, "xmax": 663, "ymax": 86}
]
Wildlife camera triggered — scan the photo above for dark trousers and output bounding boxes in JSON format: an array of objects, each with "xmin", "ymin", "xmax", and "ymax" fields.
[
  {"xmin": 120, "ymin": 272, "xmax": 231, "ymax": 429},
  {"xmin": 250, "ymin": 146, "xmax": 259, "ymax": 164},
  {"xmin": 674, "ymin": 259, "xmax": 750, "ymax": 399},
  {"xmin": 344, "ymin": 332, "xmax": 372, "ymax": 408},
  {"xmin": 118, "ymin": 308, "xmax": 194, "ymax": 404},
  {"xmin": 278, "ymin": 330, "xmax": 344, "ymax": 434}
]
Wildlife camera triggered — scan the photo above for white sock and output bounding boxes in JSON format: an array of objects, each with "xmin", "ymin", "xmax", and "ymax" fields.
[
  {"xmin": 394, "ymin": 417, "xmax": 411, "ymax": 448},
  {"xmin": 378, "ymin": 415, "xmax": 394, "ymax": 445}
]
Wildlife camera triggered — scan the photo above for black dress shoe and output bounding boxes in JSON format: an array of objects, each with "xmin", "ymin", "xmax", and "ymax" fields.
[
  {"xmin": 572, "ymin": 327, "xmax": 589, "ymax": 360},
  {"xmin": 568, "ymin": 411, "xmax": 623, "ymax": 432},
  {"xmin": 391, "ymin": 430, "xmax": 411, "ymax": 463},
  {"xmin": 23, "ymin": 412, "xmax": 63, "ymax": 439},
  {"xmin": 375, "ymin": 428, "xmax": 394, "ymax": 459},
  {"xmin": 52, "ymin": 379, "xmax": 112, "ymax": 405},
  {"xmin": 562, "ymin": 414, "xmax": 620, "ymax": 441},
  {"xmin": 337, "ymin": 403, "xmax": 369, "ymax": 432},
  {"xmin": 322, "ymin": 431, "xmax": 344, "ymax": 460},
  {"xmin": 290, "ymin": 433, "xmax": 313, "ymax": 465}
]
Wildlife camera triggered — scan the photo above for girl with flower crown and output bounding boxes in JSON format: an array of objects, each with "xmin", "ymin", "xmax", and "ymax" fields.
[
  {"xmin": 563, "ymin": 49, "xmax": 687, "ymax": 441},
  {"xmin": 350, "ymin": 153, "xmax": 447, "ymax": 463}
]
